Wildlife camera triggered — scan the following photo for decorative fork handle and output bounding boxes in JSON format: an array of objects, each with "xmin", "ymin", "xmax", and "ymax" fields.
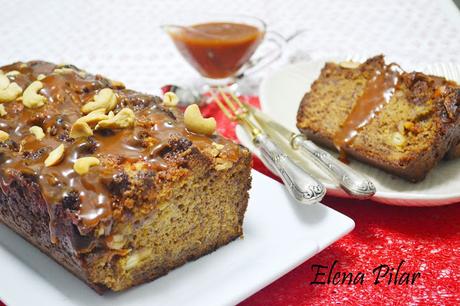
[
  {"xmin": 255, "ymin": 134, "xmax": 326, "ymax": 205},
  {"xmin": 291, "ymin": 135, "xmax": 376, "ymax": 199}
]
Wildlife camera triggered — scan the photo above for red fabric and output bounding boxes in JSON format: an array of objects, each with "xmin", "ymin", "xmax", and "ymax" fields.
[{"xmin": 202, "ymin": 96, "xmax": 460, "ymax": 305}]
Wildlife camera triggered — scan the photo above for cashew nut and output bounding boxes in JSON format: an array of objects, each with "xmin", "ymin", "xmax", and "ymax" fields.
[
  {"xmin": 125, "ymin": 249, "xmax": 151, "ymax": 270},
  {"xmin": 391, "ymin": 132, "xmax": 406, "ymax": 148},
  {"xmin": 81, "ymin": 88, "xmax": 118, "ymax": 114},
  {"xmin": 5, "ymin": 70, "xmax": 20, "ymax": 77},
  {"xmin": 208, "ymin": 142, "xmax": 225, "ymax": 157},
  {"xmin": 29, "ymin": 126, "xmax": 45, "ymax": 140},
  {"xmin": 36, "ymin": 74, "xmax": 46, "ymax": 81},
  {"xmin": 213, "ymin": 142, "xmax": 224, "ymax": 150},
  {"xmin": 0, "ymin": 74, "xmax": 8, "ymax": 89},
  {"xmin": 110, "ymin": 80, "xmax": 125, "ymax": 89},
  {"xmin": 44, "ymin": 143, "xmax": 65, "ymax": 167},
  {"xmin": 106, "ymin": 234, "xmax": 126, "ymax": 250},
  {"xmin": 73, "ymin": 156, "xmax": 100, "ymax": 175},
  {"xmin": 215, "ymin": 158, "xmax": 233, "ymax": 171},
  {"xmin": 53, "ymin": 67, "xmax": 75, "ymax": 75},
  {"xmin": 184, "ymin": 104, "xmax": 216, "ymax": 136},
  {"xmin": 0, "ymin": 73, "xmax": 23, "ymax": 103},
  {"xmin": 70, "ymin": 120, "xmax": 93, "ymax": 139},
  {"xmin": 0, "ymin": 104, "xmax": 7, "ymax": 117},
  {"xmin": 163, "ymin": 92, "xmax": 179, "ymax": 106},
  {"xmin": 0, "ymin": 130, "xmax": 9, "ymax": 142},
  {"xmin": 76, "ymin": 108, "xmax": 109, "ymax": 126},
  {"xmin": 23, "ymin": 81, "xmax": 47, "ymax": 108},
  {"xmin": 95, "ymin": 108, "xmax": 135, "ymax": 130},
  {"xmin": 339, "ymin": 61, "xmax": 361, "ymax": 69}
]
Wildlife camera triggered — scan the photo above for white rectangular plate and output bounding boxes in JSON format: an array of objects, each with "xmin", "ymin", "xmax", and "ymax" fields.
[{"xmin": 0, "ymin": 170, "xmax": 354, "ymax": 306}]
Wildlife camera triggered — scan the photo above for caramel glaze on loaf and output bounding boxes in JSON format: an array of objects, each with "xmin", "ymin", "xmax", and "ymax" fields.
[
  {"xmin": 0, "ymin": 61, "xmax": 252, "ymax": 292},
  {"xmin": 297, "ymin": 55, "xmax": 460, "ymax": 182}
]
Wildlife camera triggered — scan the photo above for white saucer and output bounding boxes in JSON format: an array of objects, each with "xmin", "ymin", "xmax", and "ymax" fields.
[{"xmin": 237, "ymin": 58, "xmax": 460, "ymax": 206}]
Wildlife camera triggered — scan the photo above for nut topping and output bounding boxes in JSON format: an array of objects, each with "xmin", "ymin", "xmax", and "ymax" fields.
[
  {"xmin": 23, "ymin": 81, "xmax": 47, "ymax": 108},
  {"xmin": 29, "ymin": 126, "xmax": 45, "ymax": 140},
  {"xmin": 5, "ymin": 70, "xmax": 20, "ymax": 77},
  {"xmin": 77, "ymin": 108, "xmax": 109, "ymax": 126},
  {"xmin": 339, "ymin": 61, "xmax": 361, "ymax": 69},
  {"xmin": 163, "ymin": 92, "xmax": 179, "ymax": 106},
  {"xmin": 0, "ymin": 105, "xmax": 7, "ymax": 117},
  {"xmin": 0, "ymin": 73, "xmax": 8, "ymax": 88},
  {"xmin": 0, "ymin": 73, "xmax": 23, "ymax": 103},
  {"xmin": 0, "ymin": 130, "xmax": 9, "ymax": 142},
  {"xmin": 69, "ymin": 109, "xmax": 104, "ymax": 138},
  {"xmin": 110, "ymin": 80, "xmax": 125, "ymax": 89},
  {"xmin": 95, "ymin": 108, "xmax": 135, "ymax": 130},
  {"xmin": 53, "ymin": 67, "xmax": 75, "ymax": 74},
  {"xmin": 45, "ymin": 144, "xmax": 65, "ymax": 167},
  {"xmin": 215, "ymin": 158, "xmax": 233, "ymax": 171},
  {"xmin": 106, "ymin": 234, "xmax": 126, "ymax": 250},
  {"xmin": 208, "ymin": 142, "xmax": 225, "ymax": 157},
  {"xmin": 81, "ymin": 88, "xmax": 118, "ymax": 114},
  {"xmin": 70, "ymin": 120, "xmax": 93, "ymax": 139},
  {"xmin": 73, "ymin": 156, "xmax": 100, "ymax": 175},
  {"xmin": 125, "ymin": 249, "xmax": 151, "ymax": 270},
  {"xmin": 184, "ymin": 104, "xmax": 216, "ymax": 136},
  {"xmin": 212, "ymin": 142, "xmax": 224, "ymax": 150},
  {"xmin": 391, "ymin": 132, "xmax": 406, "ymax": 147}
]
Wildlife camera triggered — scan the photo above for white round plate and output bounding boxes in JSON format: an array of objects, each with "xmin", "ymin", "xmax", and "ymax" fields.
[{"xmin": 237, "ymin": 58, "xmax": 460, "ymax": 206}]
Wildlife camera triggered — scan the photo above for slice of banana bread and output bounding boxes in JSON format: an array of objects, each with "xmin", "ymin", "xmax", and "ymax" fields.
[
  {"xmin": 0, "ymin": 61, "xmax": 252, "ymax": 292},
  {"xmin": 296, "ymin": 55, "xmax": 460, "ymax": 182}
]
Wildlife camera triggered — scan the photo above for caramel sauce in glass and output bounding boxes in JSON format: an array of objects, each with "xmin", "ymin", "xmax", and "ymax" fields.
[{"xmin": 168, "ymin": 22, "xmax": 264, "ymax": 79}]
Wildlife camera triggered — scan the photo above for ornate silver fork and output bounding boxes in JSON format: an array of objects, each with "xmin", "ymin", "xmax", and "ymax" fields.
[
  {"xmin": 213, "ymin": 88, "xmax": 325, "ymax": 205},
  {"xmin": 247, "ymin": 104, "xmax": 376, "ymax": 199}
]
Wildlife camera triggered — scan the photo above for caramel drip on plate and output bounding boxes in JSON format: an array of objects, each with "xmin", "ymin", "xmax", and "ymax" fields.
[
  {"xmin": 0, "ymin": 61, "xmax": 239, "ymax": 244},
  {"xmin": 333, "ymin": 64, "xmax": 401, "ymax": 161}
]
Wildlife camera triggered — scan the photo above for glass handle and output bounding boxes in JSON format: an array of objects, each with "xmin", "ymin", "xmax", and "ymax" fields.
[{"xmin": 236, "ymin": 31, "xmax": 287, "ymax": 79}]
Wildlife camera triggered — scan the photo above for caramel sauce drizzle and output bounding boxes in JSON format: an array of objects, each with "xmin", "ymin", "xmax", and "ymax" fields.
[
  {"xmin": 333, "ymin": 63, "xmax": 401, "ymax": 160},
  {"xmin": 0, "ymin": 61, "xmax": 239, "ymax": 245}
]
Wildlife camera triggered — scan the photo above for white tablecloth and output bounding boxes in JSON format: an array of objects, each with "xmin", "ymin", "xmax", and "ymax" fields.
[{"xmin": 1, "ymin": 0, "xmax": 459, "ymax": 94}]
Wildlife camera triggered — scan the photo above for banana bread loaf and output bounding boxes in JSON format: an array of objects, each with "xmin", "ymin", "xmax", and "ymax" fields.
[
  {"xmin": 0, "ymin": 61, "xmax": 252, "ymax": 292},
  {"xmin": 296, "ymin": 55, "xmax": 460, "ymax": 182}
]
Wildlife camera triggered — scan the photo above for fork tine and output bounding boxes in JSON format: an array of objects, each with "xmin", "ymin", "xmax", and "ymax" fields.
[
  {"xmin": 210, "ymin": 90, "xmax": 235, "ymax": 120},
  {"xmin": 218, "ymin": 87, "xmax": 239, "ymax": 114},
  {"xmin": 216, "ymin": 87, "xmax": 262, "ymax": 138},
  {"xmin": 228, "ymin": 91, "xmax": 248, "ymax": 112}
]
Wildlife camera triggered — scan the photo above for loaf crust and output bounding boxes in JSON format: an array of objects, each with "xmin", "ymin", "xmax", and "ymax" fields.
[
  {"xmin": 296, "ymin": 55, "xmax": 460, "ymax": 182},
  {"xmin": 0, "ymin": 61, "xmax": 252, "ymax": 292}
]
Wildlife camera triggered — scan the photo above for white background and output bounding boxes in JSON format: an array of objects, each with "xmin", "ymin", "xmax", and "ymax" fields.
[{"xmin": 1, "ymin": 0, "xmax": 459, "ymax": 94}]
